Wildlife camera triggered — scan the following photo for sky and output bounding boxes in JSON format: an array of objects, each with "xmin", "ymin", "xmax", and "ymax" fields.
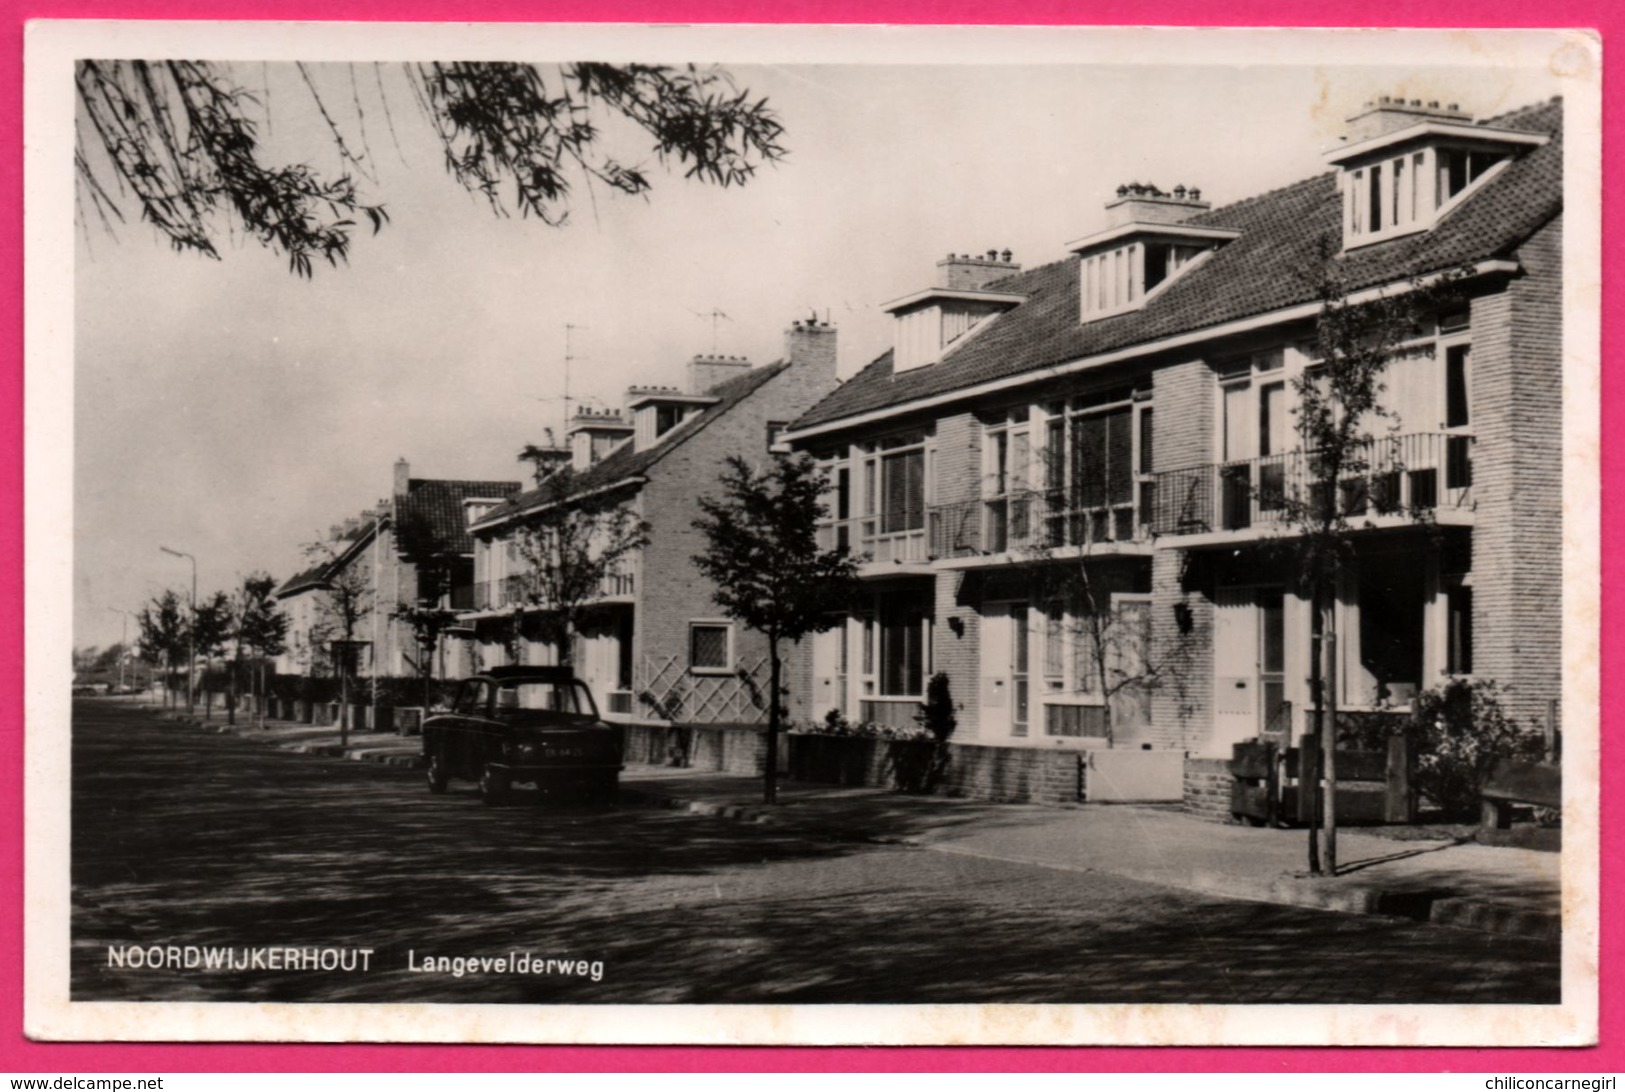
[{"xmin": 67, "ymin": 33, "xmax": 1570, "ymax": 650}]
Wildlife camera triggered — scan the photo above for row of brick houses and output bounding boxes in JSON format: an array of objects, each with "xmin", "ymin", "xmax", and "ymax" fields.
[
  {"xmin": 274, "ymin": 92, "xmax": 1562, "ymax": 803},
  {"xmin": 783, "ymin": 95, "xmax": 1563, "ymax": 775}
]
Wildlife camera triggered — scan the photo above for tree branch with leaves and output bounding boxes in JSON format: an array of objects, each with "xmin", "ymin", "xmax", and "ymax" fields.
[{"xmin": 76, "ymin": 60, "xmax": 785, "ymax": 276}]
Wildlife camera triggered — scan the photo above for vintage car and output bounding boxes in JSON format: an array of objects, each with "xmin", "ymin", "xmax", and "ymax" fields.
[{"xmin": 422, "ymin": 666, "xmax": 623, "ymax": 806}]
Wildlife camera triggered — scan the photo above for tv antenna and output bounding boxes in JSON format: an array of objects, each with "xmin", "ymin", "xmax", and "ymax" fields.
[
  {"xmin": 563, "ymin": 323, "xmax": 588, "ymax": 435},
  {"xmin": 687, "ymin": 307, "xmax": 733, "ymax": 353}
]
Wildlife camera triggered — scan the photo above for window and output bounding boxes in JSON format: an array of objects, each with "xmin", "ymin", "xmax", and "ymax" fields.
[
  {"xmin": 1446, "ymin": 584, "xmax": 1474, "ymax": 675},
  {"xmin": 688, "ymin": 623, "xmax": 732, "ymax": 673},
  {"xmin": 655, "ymin": 404, "xmax": 685, "ymax": 437},
  {"xmin": 877, "ymin": 598, "xmax": 929, "ymax": 697},
  {"xmin": 766, "ymin": 421, "xmax": 788, "ymax": 450},
  {"xmin": 1346, "ymin": 146, "xmax": 1507, "ymax": 248},
  {"xmin": 1354, "ymin": 559, "xmax": 1424, "ymax": 707},
  {"xmin": 1445, "ymin": 344, "xmax": 1471, "ymax": 428},
  {"xmin": 1043, "ymin": 388, "xmax": 1143, "ymax": 545}
]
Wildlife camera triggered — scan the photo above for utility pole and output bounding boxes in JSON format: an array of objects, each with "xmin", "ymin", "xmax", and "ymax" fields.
[{"xmin": 159, "ymin": 546, "xmax": 197, "ymax": 715}]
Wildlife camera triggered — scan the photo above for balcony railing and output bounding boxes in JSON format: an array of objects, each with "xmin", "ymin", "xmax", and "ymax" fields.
[
  {"xmin": 928, "ymin": 489, "xmax": 1149, "ymax": 559},
  {"xmin": 1150, "ymin": 432, "xmax": 1473, "ymax": 537},
  {"xmin": 469, "ymin": 570, "xmax": 633, "ymax": 612},
  {"xmin": 817, "ymin": 518, "xmax": 931, "ymax": 565}
]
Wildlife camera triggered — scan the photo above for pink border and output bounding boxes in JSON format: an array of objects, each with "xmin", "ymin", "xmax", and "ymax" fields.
[{"xmin": 2, "ymin": 1, "xmax": 1614, "ymax": 1073}]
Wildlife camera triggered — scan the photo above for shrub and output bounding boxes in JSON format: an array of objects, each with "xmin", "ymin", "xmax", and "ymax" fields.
[
  {"xmin": 1407, "ymin": 679, "xmax": 1548, "ymax": 818},
  {"xmin": 915, "ymin": 672, "xmax": 957, "ymax": 743},
  {"xmin": 794, "ymin": 710, "xmax": 933, "ymax": 742}
]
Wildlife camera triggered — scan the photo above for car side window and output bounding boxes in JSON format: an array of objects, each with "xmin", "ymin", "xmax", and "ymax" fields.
[{"xmin": 454, "ymin": 681, "xmax": 487, "ymax": 716}]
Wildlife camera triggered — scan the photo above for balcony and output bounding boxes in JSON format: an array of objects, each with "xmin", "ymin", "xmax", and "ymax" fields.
[
  {"xmin": 928, "ymin": 489, "xmax": 1151, "ymax": 564},
  {"xmin": 817, "ymin": 517, "xmax": 931, "ymax": 570},
  {"xmin": 1151, "ymin": 432, "xmax": 1474, "ymax": 540},
  {"xmin": 467, "ymin": 570, "xmax": 633, "ymax": 613}
]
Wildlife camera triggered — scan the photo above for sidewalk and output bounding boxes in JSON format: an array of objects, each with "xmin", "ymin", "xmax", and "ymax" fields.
[
  {"xmin": 615, "ymin": 768, "xmax": 1563, "ymax": 942},
  {"xmin": 138, "ymin": 701, "xmax": 1561, "ymax": 941}
]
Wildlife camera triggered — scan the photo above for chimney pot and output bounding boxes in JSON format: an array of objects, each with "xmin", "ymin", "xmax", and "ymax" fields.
[
  {"xmin": 1001, "ymin": 249, "xmax": 1012, "ymax": 262},
  {"xmin": 1428, "ymin": 100, "xmax": 1439, "ymax": 108},
  {"xmin": 1447, "ymin": 102, "xmax": 1459, "ymax": 111},
  {"xmin": 986, "ymin": 249, "xmax": 998, "ymax": 260},
  {"xmin": 1410, "ymin": 99, "xmax": 1421, "ymax": 107}
]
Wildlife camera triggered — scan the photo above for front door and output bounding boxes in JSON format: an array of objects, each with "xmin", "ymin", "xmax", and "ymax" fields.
[
  {"xmin": 980, "ymin": 601, "xmax": 1030, "ymax": 740},
  {"xmin": 811, "ymin": 624, "xmax": 848, "ymax": 721},
  {"xmin": 1212, "ymin": 586, "xmax": 1259, "ymax": 755}
]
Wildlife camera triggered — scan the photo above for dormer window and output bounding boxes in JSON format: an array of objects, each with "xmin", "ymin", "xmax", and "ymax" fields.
[
  {"xmin": 1069, "ymin": 225, "xmax": 1239, "ymax": 323},
  {"xmin": 1328, "ymin": 96, "xmax": 1547, "ymax": 250},
  {"xmin": 626, "ymin": 388, "xmax": 719, "ymax": 452},
  {"xmin": 885, "ymin": 287, "xmax": 1025, "ymax": 373}
]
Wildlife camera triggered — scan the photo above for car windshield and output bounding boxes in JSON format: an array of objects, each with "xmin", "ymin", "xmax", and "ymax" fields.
[{"xmin": 493, "ymin": 680, "xmax": 597, "ymax": 717}]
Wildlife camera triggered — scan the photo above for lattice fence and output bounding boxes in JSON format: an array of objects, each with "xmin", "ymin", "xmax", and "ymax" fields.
[{"xmin": 635, "ymin": 653, "xmax": 771, "ymax": 724}]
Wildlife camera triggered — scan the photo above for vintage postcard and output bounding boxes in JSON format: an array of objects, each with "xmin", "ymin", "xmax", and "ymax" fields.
[{"xmin": 24, "ymin": 21, "xmax": 1601, "ymax": 1045}]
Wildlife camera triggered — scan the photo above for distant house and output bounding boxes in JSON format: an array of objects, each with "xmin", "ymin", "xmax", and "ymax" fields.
[
  {"xmin": 462, "ymin": 320, "xmax": 838, "ymax": 722},
  {"xmin": 784, "ymin": 95, "xmax": 1563, "ymax": 761},
  {"xmin": 273, "ymin": 462, "xmax": 520, "ymax": 681}
]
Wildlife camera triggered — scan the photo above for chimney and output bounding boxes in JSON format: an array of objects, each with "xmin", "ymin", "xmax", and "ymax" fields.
[
  {"xmin": 1343, "ymin": 95, "xmax": 1470, "ymax": 143},
  {"xmin": 784, "ymin": 316, "xmax": 837, "ymax": 385},
  {"xmin": 936, "ymin": 249, "xmax": 1021, "ymax": 291},
  {"xmin": 1104, "ymin": 182, "xmax": 1210, "ymax": 227},
  {"xmin": 393, "ymin": 457, "xmax": 410, "ymax": 498},
  {"xmin": 686, "ymin": 354, "xmax": 753, "ymax": 395}
]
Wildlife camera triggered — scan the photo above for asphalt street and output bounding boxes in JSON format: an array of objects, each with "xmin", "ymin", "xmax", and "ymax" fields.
[{"xmin": 69, "ymin": 701, "xmax": 1561, "ymax": 1004}]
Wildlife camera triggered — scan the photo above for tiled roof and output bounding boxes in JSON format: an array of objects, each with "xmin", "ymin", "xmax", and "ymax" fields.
[
  {"xmin": 274, "ymin": 560, "xmax": 338, "ymax": 598},
  {"xmin": 476, "ymin": 361, "xmax": 791, "ymax": 527},
  {"xmin": 795, "ymin": 98, "xmax": 1562, "ymax": 431},
  {"xmin": 397, "ymin": 478, "xmax": 522, "ymax": 556}
]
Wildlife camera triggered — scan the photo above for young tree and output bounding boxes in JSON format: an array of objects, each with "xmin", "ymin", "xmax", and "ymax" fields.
[
  {"xmin": 1277, "ymin": 245, "xmax": 1466, "ymax": 875},
  {"xmin": 189, "ymin": 590, "xmax": 235, "ymax": 720},
  {"xmin": 236, "ymin": 572, "xmax": 289, "ymax": 728},
  {"xmin": 136, "ymin": 590, "xmax": 188, "ymax": 708},
  {"xmin": 394, "ymin": 603, "xmax": 461, "ymax": 708},
  {"xmin": 75, "ymin": 61, "xmax": 785, "ymax": 277},
  {"xmin": 508, "ymin": 467, "xmax": 650, "ymax": 669},
  {"xmin": 692, "ymin": 454, "xmax": 861, "ymax": 804},
  {"xmin": 305, "ymin": 544, "xmax": 375, "ymax": 747}
]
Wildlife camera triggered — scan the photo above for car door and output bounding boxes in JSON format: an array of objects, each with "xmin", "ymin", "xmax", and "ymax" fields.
[{"xmin": 450, "ymin": 680, "xmax": 488, "ymax": 778}]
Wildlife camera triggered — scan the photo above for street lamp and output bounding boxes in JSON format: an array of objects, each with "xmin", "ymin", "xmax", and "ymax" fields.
[{"xmin": 160, "ymin": 546, "xmax": 196, "ymax": 715}]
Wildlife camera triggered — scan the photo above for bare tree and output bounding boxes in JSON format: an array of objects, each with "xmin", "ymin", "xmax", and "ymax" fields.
[
  {"xmin": 507, "ymin": 467, "xmax": 650, "ymax": 669},
  {"xmin": 1272, "ymin": 243, "xmax": 1467, "ymax": 875},
  {"xmin": 136, "ymin": 590, "xmax": 188, "ymax": 708}
]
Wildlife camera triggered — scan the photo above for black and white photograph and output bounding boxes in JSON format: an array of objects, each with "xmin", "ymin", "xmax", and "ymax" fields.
[{"xmin": 25, "ymin": 22, "xmax": 1600, "ymax": 1045}]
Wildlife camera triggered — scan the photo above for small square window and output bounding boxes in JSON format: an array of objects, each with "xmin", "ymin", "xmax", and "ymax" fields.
[
  {"xmin": 689, "ymin": 623, "xmax": 732, "ymax": 673},
  {"xmin": 766, "ymin": 421, "xmax": 788, "ymax": 450}
]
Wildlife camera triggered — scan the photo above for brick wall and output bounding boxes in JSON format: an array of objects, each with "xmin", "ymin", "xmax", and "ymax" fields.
[
  {"xmin": 1182, "ymin": 756, "xmax": 1234, "ymax": 821},
  {"xmin": 787, "ymin": 734, "xmax": 1083, "ymax": 804},
  {"xmin": 635, "ymin": 335, "xmax": 839, "ymax": 725},
  {"xmin": 1469, "ymin": 213, "xmax": 1563, "ymax": 728},
  {"xmin": 1148, "ymin": 549, "xmax": 1213, "ymax": 750},
  {"xmin": 1150, "ymin": 357, "xmax": 1215, "ymax": 472},
  {"xmin": 933, "ymin": 570, "xmax": 982, "ymax": 740},
  {"xmin": 620, "ymin": 722, "xmax": 774, "ymax": 776}
]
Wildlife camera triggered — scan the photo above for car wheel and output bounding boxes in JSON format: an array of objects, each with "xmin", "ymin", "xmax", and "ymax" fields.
[
  {"xmin": 479, "ymin": 764, "xmax": 511, "ymax": 807},
  {"xmin": 426, "ymin": 750, "xmax": 449, "ymax": 794}
]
